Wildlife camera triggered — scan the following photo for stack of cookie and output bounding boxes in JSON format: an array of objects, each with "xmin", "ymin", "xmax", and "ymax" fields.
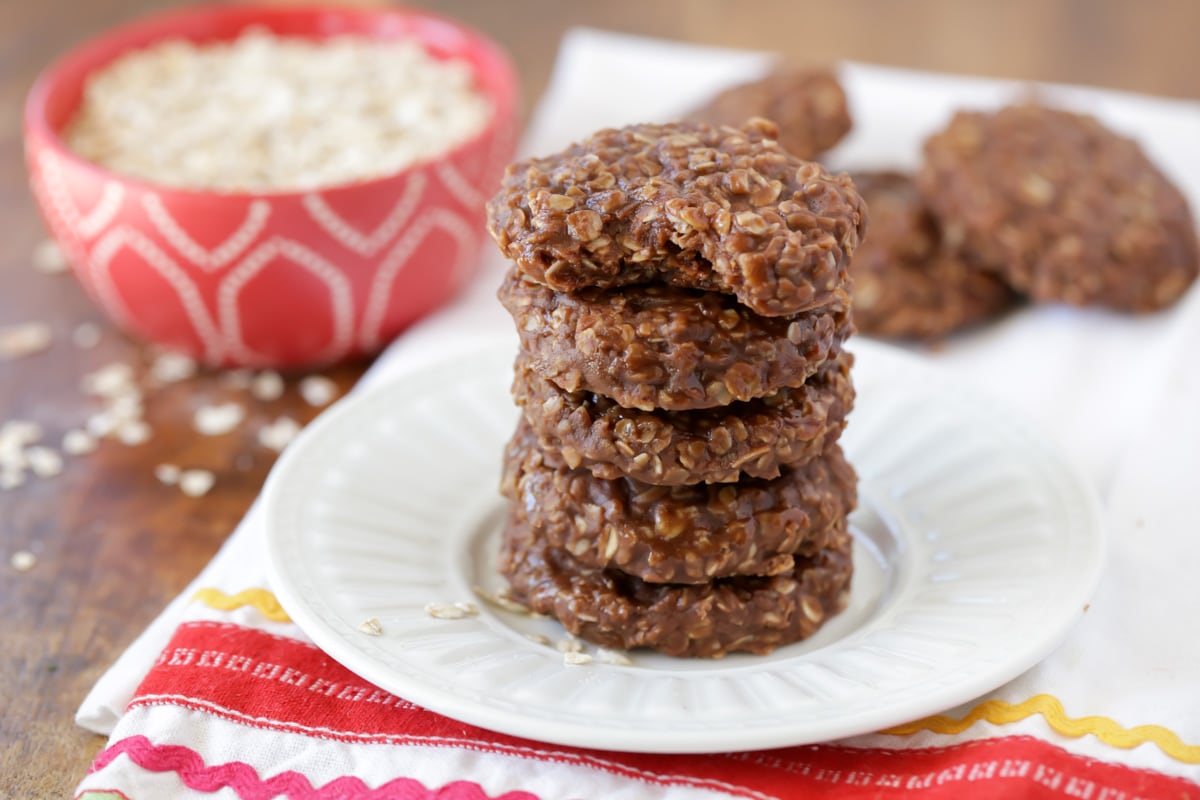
[{"xmin": 486, "ymin": 119, "xmax": 867, "ymax": 658}]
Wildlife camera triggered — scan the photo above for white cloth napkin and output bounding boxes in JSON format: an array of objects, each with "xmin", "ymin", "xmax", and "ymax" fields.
[{"xmin": 77, "ymin": 28, "xmax": 1200, "ymax": 796}]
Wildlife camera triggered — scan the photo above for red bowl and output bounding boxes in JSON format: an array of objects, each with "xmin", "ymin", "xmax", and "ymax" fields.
[{"xmin": 25, "ymin": 4, "xmax": 518, "ymax": 368}]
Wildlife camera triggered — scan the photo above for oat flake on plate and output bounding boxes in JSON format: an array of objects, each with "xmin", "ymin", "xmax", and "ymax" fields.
[{"xmin": 65, "ymin": 29, "xmax": 492, "ymax": 192}]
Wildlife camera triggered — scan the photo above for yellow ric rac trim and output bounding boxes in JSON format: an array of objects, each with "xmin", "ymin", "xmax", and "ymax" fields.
[
  {"xmin": 881, "ymin": 693, "xmax": 1200, "ymax": 765},
  {"xmin": 191, "ymin": 588, "xmax": 292, "ymax": 623}
]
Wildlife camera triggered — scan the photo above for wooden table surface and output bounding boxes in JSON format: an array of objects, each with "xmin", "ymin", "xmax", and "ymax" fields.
[{"xmin": 2, "ymin": 0, "xmax": 1196, "ymax": 795}]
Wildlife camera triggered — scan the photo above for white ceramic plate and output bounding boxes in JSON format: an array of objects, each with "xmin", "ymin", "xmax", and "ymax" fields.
[{"xmin": 263, "ymin": 340, "xmax": 1104, "ymax": 753}]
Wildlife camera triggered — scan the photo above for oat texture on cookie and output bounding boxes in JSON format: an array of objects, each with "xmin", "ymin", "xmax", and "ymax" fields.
[
  {"xmin": 488, "ymin": 119, "xmax": 867, "ymax": 317},
  {"xmin": 685, "ymin": 68, "xmax": 852, "ymax": 162},
  {"xmin": 917, "ymin": 104, "xmax": 1198, "ymax": 312}
]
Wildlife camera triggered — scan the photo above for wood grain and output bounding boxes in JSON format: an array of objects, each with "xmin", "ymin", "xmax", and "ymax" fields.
[{"xmin": 1, "ymin": 1, "xmax": 1195, "ymax": 796}]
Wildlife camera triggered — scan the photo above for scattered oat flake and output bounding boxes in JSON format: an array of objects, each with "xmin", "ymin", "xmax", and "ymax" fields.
[
  {"xmin": 251, "ymin": 371, "xmax": 285, "ymax": 401},
  {"xmin": 258, "ymin": 416, "xmax": 300, "ymax": 452},
  {"xmin": 473, "ymin": 585, "xmax": 529, "ymax": 614},
  {"xmin": 151, "ymin": 351, "xmax": 197, "ymax": 383},
  {"xmin": 107, "ymin": 392, "xmax": 144, "ymax": 422},
  {"xmin": 179, "ymin": 469, "xmax": 215, "ymax": 497},
  {"xmin": 26, "ymin": 447, "xmax": 63, "ymax": 478},
  {"xmin": 524, "ymin": 633, "xmax": 551, "ymax": 646},
  {"xmin": 86, "ymin": 412, "xmax": 118, "ymax": 438},
  {"xmin": 358, "ymin": 617, "xmax": 383, "ymax": 636},
  {"xmin": 10, "ymin": 550, "xmax": 37, "ymax": 571},
  {"xmin": 62, "ymin": 429, "xmax": 97, "ymax": 455},
  {"xmin": 83, "ymin": 363, "xmax": 135, "ymax": 397},
  {"xmin": 1, "ymin": 420, "xmax": 43, "ymax": 448},
  {"xmin": 72, "ymin": 323, "xmax": 102, "ymax": 349},
  {"xmin": 194, "ymin": 402, "xmax": 245, "ymax": 436},
  {"xmin": 116, "ymin": 420, "xmax": 152, "ymax": 446},
  {"xmin": 299, "ymin": 375, "xmax": 338, "ymax": 407},
  {"xmin": 596, "ymin": 648, "xmax": 633, "ymax": 666},
  {"xmin": 33, "ymin": 239, "xmax": 69, "ymax": 274},
  {"xmin": 555, "ymin": 637, "xmax": 584, "ymax": 654},
  {"xmin": 154, "ymin": 463, "xmax": 181, "ymax": 485},
  {"xmin": 0, "ymin": 322, "xmax": 53, "ymax": 360},
  {"xmin": 424, "ymin": 602, "xmax": 478, "ymax": 620},
  {"xmin": 563, "ymin": 651, "xmax": 593, "ymax": 666}
]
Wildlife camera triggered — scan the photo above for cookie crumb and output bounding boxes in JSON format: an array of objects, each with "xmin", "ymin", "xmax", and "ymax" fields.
[
  {"xmin": 358, "ymin": 617, "xmax": 383, "ymax": 636},
  {"xmin": 524, "ymin": 633, "xmax": 551, "ymax": 646}
]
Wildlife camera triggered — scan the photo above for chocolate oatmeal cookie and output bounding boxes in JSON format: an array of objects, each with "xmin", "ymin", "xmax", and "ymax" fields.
[
  {"xmin": 686, "ymin": 68, "xmax": 852, "ymax": 161},
  {"xmin": 500, "ymin": 504, "xmax": 854, "ymax": 658},
  {"xmin": 849, "ymin": 171, "xmax": 1017, "ymax": 338},
  {"xmin": 499, "ymin": 270, "xmax": 853, "ymax": 410},
  {"xmin": 487, "ymin": 119, "xmax": 867, "ymax": 316},
  {"xmin": 502, "ymin": 420, "xmax": 857, "ymax": 583},
  {"xmin": 918, "ymin": 104, "xmax": 1198, "ymax": 311},
  {"xmin": 513, "ymin": 351, "xmax": 854, "ymax": 485}
]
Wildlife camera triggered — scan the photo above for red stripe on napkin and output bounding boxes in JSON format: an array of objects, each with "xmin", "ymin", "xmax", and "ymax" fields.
[{"xmin": 130, "ymin": 622, "xmax": 1194, "ymax": 800}]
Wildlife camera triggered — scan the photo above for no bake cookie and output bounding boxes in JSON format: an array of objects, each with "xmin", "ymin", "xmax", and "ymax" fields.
[
  {"xmin": 513, "ymin": 351, "xmax": 854, "ymax": 485},
  {"xmin": 850, "ymin": 170, "xmax": 1017, "ymax": 338},
  {"xmin": 918, "ymin": 104, "xmax": 1198, "ymax": 311},
  {"xmin": 500, "ymin": 503, "xmax": 854, "ymax": 658},
  {"xmin": 502, "ymin": 420, "xmax": 857, "ymax": 583},
  {"xmin": 488, "ymin": 119, "xmax": 866, "ymax": 316},
  {"xmin": 499, "ymin": 269, "xmax": 853, "ymax": 410},
  {"xmin": 686, "ymin": 68, "xmax": 852, "ymax": 161}
]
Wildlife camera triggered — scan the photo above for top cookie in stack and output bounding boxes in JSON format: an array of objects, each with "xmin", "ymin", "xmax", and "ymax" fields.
[{"xmin": 487, "ymin": 119, "xmax": 867, "ymax": 657}]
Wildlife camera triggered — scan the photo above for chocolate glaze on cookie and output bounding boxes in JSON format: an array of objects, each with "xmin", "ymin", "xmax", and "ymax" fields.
[
  {"xmin": 513, "ymin": 351, "xmax": 854, "ymax": 485},
  {"xmin": 487, "ymin": 119, "xmax": 867, "ymax": 316},
  {"xmin": 918, "ymin": 104, "xmax": 1198, "ymax": 311},
  {"xmin": 850, "ymin": 170, "xmax": 1017, "ymax": 338},
  {"xmin": 502, "ymin": 420, "xmax": 857, "ymax": 583},
  {"xmin": 687, "ymin": 68, "xmax": 852, "ymax": 161},
  {"xmin": 500, "ymin": 503, "xmax": 854, "ymax": 658},
  {"xmin": 499, "ymin": 270, "xmax": 853, "ymax": 411}
]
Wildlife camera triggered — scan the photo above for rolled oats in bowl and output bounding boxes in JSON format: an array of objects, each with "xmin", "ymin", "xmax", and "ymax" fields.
[{"xmin": 64, "ymin": 28, "xmax": 493, "ymax": 191}]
